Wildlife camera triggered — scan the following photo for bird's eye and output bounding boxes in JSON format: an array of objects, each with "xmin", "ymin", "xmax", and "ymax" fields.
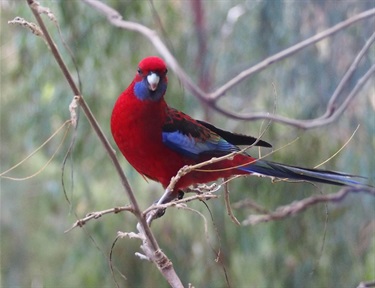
[
  {"xmin": 137, "ymin": 68, "xmax": 143, "ymax": 75},
  {"xmin": 165, "ymin": 68, "xmax": 168, "ymax": 75}
]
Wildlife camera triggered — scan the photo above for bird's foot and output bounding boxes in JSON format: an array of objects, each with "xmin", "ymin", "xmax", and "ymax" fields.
[
  {"xmin": 155, "ymin": 190, "xmax": 184, "ymax": 218},
  {"xmin": 147, "ymin": 190, "xmax": 185, "ymax": 224}
]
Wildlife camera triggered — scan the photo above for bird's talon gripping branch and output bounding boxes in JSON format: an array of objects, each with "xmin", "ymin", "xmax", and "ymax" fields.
[
  {"xmin": 155, "ymin": 208, "xmax": 166, "ymax": 219},
  {"xmin": 150, "ymin": 190, "xmax": 185, "ymax": 221},
  {"xmin": 177, "ymin": 190, "xmax": 185, "ymax": 200},
  {"xmin": 146, "ymin": 208, "xmax": 161, "ymax": 225}
]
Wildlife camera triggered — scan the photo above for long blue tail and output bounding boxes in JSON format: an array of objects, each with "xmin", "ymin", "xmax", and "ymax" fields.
[{"xmin": 240, "ymin": 160, "xmax": 370, "ymax": 187}]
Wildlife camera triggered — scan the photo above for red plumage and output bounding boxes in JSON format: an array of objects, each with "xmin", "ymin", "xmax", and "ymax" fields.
[
  {"xmin": 111, "ymin": 56, "xmax": 369, "ymax": 203},
  {"xmin": 111, "ymin": 57, "xmax": 251, "ymax": 194}
]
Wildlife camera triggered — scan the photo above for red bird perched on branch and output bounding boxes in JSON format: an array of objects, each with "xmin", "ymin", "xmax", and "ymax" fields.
[{"xmin": 111, "ymin": 56, "xmax": 368, "ymax": 204}]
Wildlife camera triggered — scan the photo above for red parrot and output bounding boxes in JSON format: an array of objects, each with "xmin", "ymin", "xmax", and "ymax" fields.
[{"xmin": 111, "ymin": 56, "xmax": 368, "ymax": 204}]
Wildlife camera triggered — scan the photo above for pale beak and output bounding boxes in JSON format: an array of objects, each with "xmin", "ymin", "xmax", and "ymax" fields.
[{"xmin": 147, "ymin": 72, "xmax": 160, "ymax": 91}]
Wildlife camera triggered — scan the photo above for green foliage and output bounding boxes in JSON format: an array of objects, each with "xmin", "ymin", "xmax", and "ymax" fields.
[{"xmin": 1, "ymin": 0, "xmax": 374, "ymax": 287}]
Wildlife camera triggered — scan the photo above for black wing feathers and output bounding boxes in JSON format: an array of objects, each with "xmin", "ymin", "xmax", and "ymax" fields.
[{"xmin": 197, "ymin": 120, "xmax": 272, "ymax": 148}]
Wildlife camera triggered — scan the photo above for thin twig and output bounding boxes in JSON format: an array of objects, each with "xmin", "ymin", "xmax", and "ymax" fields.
[
  {"xmin": 65, "ymin": 205, "xmax": 134, "ymax": 232},
  {"xmin": 144, "ymin": 193, "xmax": 218, "ymax": 218},
  {"xmin": 232, "ymin": 198, "xmax": 270, "ymax": 214},
  {"xmin": 314, "ymin": 125, "xmax": 360, "ymax": 169},
  {"xmin": 224, "ymin": 181, "xmax": 240, "ymax": 225},
  {"xmin": 0, "ymin": 120, "xmax": 71, "ymax": 178},
  {"xmin": 8, "ymin": 16, "xmax": 44, "ymax": 37}
]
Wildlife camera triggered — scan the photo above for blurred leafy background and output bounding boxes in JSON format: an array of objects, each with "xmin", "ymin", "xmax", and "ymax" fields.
[{"xmin": 1, "ymin": 0, "xmax": 374, "ymax": 287}]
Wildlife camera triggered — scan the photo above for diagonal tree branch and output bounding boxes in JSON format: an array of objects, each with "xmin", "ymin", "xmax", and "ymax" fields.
[
  {"xmin": 322, "ymin": 31, "xmax": 375, "ymax": 119},
  {"xmin": 26, "ymin": 0, "xmax": 155, "ymax": 248},
  {"xmin": 26, "ymin": 1, "xmax": 183, "ymax": 287}
]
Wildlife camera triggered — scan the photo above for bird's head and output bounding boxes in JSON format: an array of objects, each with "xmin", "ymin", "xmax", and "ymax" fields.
[{"xmin": 133, "ymin": 56, "xmax": 168, "ymax": 102}]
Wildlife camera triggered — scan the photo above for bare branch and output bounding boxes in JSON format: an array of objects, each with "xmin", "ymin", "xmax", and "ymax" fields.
[
  {"xmin": 82, "ymin": 0, "xmax": 374, "ymax": 128},
  {"xmin": 81, "ymin": 0, "xmax": 205, "ymax": 104},
  {"xmin": 145, "ymin": 192, "xmax": 218, "ymax": 225},
  {"xmin": 323, "ymin": 32, "xmax": 375, "ymax": 118},
  {"xmin": 8, "ymin": 16, "xmax": 44, "ymax": 37},
  {"xmin": 241, "ymin": 186, "xmax": 375, "ymax": 226},
  {"xmin": 223, "ymin": 181, "xmax": 241, "ymax": 225},
  {"xmin": 209, "ymin": 11, "xmax": 375, "ymax": 101},
  {"xmin": 26, "ymin": 0, "xmax": 158, "ymax": 250},
  {"xmin": 117, "ymin": 226, "xmax": 183, "ymax": 288},
  {"xmin": 144, "ymin": 193, "xmax": 218, "ymax": 216},
  {"xmin": 232, "ymin": 198, "xmax": 270, "ymax": 214},
  {"xmin": 65, "ymin": 205, "xmax": 134, "ymax": 232},
  {"xmin": 213, "ymin": 33, "xmax": 375, "ymax": 128},
  {"xmin": 357, "ymin": 280, "xmax": 375, "ymax": 288},
  {"xmin": 25, "ymin": 1, "xmax": 184, "ymax": 286}
]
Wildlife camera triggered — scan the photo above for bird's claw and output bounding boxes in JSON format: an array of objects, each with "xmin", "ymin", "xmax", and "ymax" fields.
[{"xmin": 150, "ymin": 190, "xmax": 185, "ymax": 221}]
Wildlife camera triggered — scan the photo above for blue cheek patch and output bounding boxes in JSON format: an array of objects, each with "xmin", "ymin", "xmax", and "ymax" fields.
[
  {"xmin": 134, "ymin": 81, "xmax": 150, "ymax": 101},
  {"xmin": 134, "ymin": 79, "xmax": 167, "ymax": 102}
]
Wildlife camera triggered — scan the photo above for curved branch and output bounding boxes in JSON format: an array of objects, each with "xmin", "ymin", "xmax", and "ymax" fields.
[
  {"xmin": 323, "ymin": 31, "xmax": 375, "ymax": 118},
  {"xmin": 213, "ymin": 63, "xmax": 375, "ymax": 128},
  {"xmin": 82, "ymin": 0, "xmax": 375, "ymax": 129},
  {"xmin": 209, "ymin": 10, "xmax": 375, "ymax": 101},
  {"xmin": 82, "ymin": 0, "xmax": 205, "ymax": 103},
  {"xmin": 241, "ymin": 186, "xmax": 375, "ymax": 226}
]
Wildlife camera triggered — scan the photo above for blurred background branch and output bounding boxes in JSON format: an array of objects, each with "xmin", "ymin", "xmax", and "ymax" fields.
[{"xmin": 84, "ymin": 0, "xmax": 375, "ymax": 128}]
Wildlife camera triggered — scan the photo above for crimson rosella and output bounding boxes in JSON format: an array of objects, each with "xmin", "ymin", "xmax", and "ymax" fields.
[{"xmin": 111, "ymin": 56, "xmax": 368, "ymax": 204}]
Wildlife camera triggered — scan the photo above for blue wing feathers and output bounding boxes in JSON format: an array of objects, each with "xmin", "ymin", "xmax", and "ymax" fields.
[
  {"xmin": 162, "ymin": 108, "xmax": 240, "ymax": 159},
  {"xmin": 162, "ymin": 131, "xmax": 238, "ymax": 159},
  {"xmin": 161, "ymin": 109, "xmax": 370, "ymax": 187}
]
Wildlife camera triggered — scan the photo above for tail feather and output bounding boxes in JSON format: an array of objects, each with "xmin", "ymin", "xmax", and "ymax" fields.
[{"xmin": 240, "ymin": 160, "xmax": 369, "ymax": 187}]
